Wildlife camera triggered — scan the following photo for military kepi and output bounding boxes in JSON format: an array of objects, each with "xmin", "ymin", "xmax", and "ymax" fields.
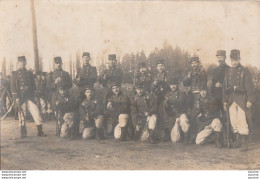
[
  {"xmin": 190, "ymin": 56, "xmax": 199, "ymax": 63},
  {"xmin": 54, "ymin": 56, "xmax": 62, "ymax": 64},
  {"xmin": 82, "ymin": 52, "xmax": 90, "ymax": 57},
  {"xmin": 108, "ymin": 54, "xmax": 116, "ymax": 61},
  {"xmin": 18, "ymin": 56, "xmax": 26, "ymax": 62},
  {"xmin": 216, "ymin": 50, "xmax": 226, "ymax": 57},
  {"xmin": 156, "ymin": 59, "xmax": 165, "ymax": 65},
  {"xmin": 230, "ymin": 49, "xmax": 240, "ymax": 60}
]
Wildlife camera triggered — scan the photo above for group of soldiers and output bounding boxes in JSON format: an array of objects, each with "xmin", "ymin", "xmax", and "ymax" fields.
[{"xmin": 1, "ymin": 49, "xmax": 259, "ymax": 152}]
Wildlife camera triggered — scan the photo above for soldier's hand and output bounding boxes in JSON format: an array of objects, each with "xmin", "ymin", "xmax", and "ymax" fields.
[
  {"xmin": 15, "ymin": 98, "xmax": 20, "ymax": 105},
  {"xmin": 55, "ymin": 77, "xmax": 61, "ymax": 84},
  {"xmin": 144, "ymin": 112, "xmax": 149, "ymax": 116},
  {"xmin": 56, "ymin": 101, "xmax": 60, "ymax": 106},
  {"xmin": 215, "ymin": 82, "xmax": 223, "ymax": 88},
  {"xmin": 187, "ymin": 72, "xmax": 192, "ymax": 78},
  {"xmin": 223, "ymin": 102, "xmax": 228, "ymax": 111},
  {"xmin": 107, "ymin": 102, "xmax": 113, "ymax": 110},
  {"xmin": 247, "ymin": 101, "xmax": 252, "ymax": 108}
]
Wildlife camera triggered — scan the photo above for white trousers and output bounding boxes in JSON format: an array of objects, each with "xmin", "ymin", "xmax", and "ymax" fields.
[
  {"xmin": 195, "ymin": 118, "xmax": 222, "ymax": 145},
  {"xmin": 60, "ymin": 113, "xmax": 75, "ymax": 138},
  {"xmin": 82, "ymin": 115, "xmax": 105, "ymax": 140},
  {"xmin": 229, "ymin": 102, "xmax": 249, "ymax": 135},
  {"xmin": 19, "ymin": 100, "xmax": 42, "ymax": 126},
  {"xmin": 171, "ymin": 114, "xmax": 190, "ymax": 143}
]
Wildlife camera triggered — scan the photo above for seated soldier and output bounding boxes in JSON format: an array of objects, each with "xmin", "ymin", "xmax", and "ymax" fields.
[
  {"xmin": 55, "ymin": 84, "xmax": 79, "ymax": 140},
  {"xmin": 164, "ymin": 78, "xmax": 190, "ymax": 144},
  {"xmin": 194, "ymin": 90, "xmax": 223, "ymax": 148},
  {"xmin": 79, "ymin": 86, "xmax": 105, "ymax": 140},
  {"xmin": 131, "ymin": 83, "xmax": 159, "ymax": 144},
  {"xmin": 105, "ymin": 82, "xmax": 133, "ymax": 141}
]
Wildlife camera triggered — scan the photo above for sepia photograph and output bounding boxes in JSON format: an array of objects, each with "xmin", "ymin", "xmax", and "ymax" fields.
[{"xmin": 0, "ymin": 0, "xmax": 260, "ymax": 173}]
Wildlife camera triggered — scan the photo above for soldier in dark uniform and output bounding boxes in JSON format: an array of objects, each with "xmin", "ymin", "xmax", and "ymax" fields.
[
  {"xmin": 133, "ymin": 62, "xmax": 153, "ymax": 93},
  {"xmin": 55, "ymin": 84, "xmax": 79, "ymax": 140},
  {"xmin": 223, "ymin": 49, "xmax": 255, "ymax": 152},
  {"xmin": 131, "ymin": 83, "xmax": 159, "ymax": 143},
  {"xmin": 151, "ymin": 59, "xmax": 170, "ymax": 141},
  {"xmin": 11, "ymin": 56, "xmax": 46, "ymax": 138},
  {"xmin": 0, "ymin": 73, "xmax": 12, "ymax": 115},
  {"xmin": 105, "ymin": 82, "xmax": 133, "ymax": 141},
  {"xmin": 35, "ymin": 71, "xmax": 48, "ymax": 120},
  {"xmin": 194, "ymin": 90, "xmax": 223, "ymax": 148},
  {"xmin": 73, "ymin": 52, "xmax": 97, "ymax": 103},
  {"xmin": 164, "ymin": 78, "xmax": 190, "ymax": 144},
  {"xmin": 99, "ymin": 54, "xmax": 123, "ymax": 105},
  {"xmin": 210, "ymin": 50, "xmax": 230, "ymax": 146},
  {"xmin": 79, "ymin": 86, "xmax": 105, "ymax": 140},
  {"xmin": 47, "ymin": 57, "xmax": 72, "ymax": 113}
]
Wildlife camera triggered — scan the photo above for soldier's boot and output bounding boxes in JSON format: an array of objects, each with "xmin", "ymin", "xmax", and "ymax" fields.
[
  {"xmin": 240, "ymin": 135, "xmax": 248, "ymax": 152},
  {"xmin": 37, "ymin": 124, "xmax": 47, "ymax": 137},
  {"xmin": 20, "ymin": 125, "xmax": 27, "ymax": 138},
  {"xmin": 96, "ymin": 128, "xmax": 105, "ymax": 140},
  {"xmin": 70, "ymin": 125, "xmax": 79, "ymax": 140},
  {"xmin": 214, "ymin": 132, "xmax": 222, "ymax": 148},
  {"xmin": 149, "ymin": 129, "xmax": 157, "ymax": 144},
  {"xmin": 134, "ymin": 129, "xmax": 141, "ymax": 141},
  {"xmin": 162, "ymin": 128, "xmax": 170, "ymax": 142},
  {"xmin": 231, "ymin": 133, "xmax": 241, "ymax": 148},
  {"xmin": 183, "ymin": 132, "xmax": 189, "ymax": 145},
  {"xmin": 119, "ymin": 127, "xmax": 127, "ymax": 142}
]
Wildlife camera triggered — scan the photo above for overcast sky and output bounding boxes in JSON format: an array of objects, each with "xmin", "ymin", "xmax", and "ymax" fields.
[{"xmin": 0, "ymin": 0, "xmax": 260, "ymax": 72}]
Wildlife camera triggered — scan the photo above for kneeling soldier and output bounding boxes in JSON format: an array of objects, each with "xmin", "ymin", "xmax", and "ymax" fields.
[
  {"xmin": 11, "ymin": 56, "xmax": 46, "ymax": 138},
  {"xmin": 195, "ymin": 90, "xmax": 223, "ymax": 148},
  {"xmin": 56, "ymin": 84, "xmax": 79, "ymax": 139},
  {"xmin": 164, "ymin": 78, "xmax": 190, "ymax": 144},
  {"xmin": 79, "ymin": 86, "xmax": 105, "ymax": 140},
  {"xmin": 131, "ymin": 83, "xmax": 159, "ymax": 143},
  {"xmin": 106, "ymin": 82, "xmax": 133, "ymax": 141}
]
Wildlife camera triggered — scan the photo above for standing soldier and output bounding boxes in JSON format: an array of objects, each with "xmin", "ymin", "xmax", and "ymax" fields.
[
  {"xmin": 164, "ymin": 78, "xmax": 190, "ymax": 144},
  {"xmin": 99, "ymin": 54, "xmax": 123, "ymax": 105},
  {"xmin": 35, "ymin": 71, "xmax": 48, "ymax": 120},
  {"xmin": 133, "ymin": 62, "xmax": 153, "ymax": 93},
  {"xmin": 74, "ymin": 52, "xmax": 97, "ymax": 103},
  {"xmin": 223, "ymin": 49, "xmax": 255, "ymax": 152},
  {"xmin": 11, "ymin": 56, "xmax": 46, "ymax": 138},
  {"xmin": 151, "ymin": 59, "xmax": 170, "ymax": 141},
  {"xmin": 105, "ymin": 82, "xmax": 133, "ymax": 141},
  {"xmin": 55, "ymin": 84, "xmax": 79, "ymax": 139},
  {"xmin": 131, "ymin": 83, "xmax": 159, "ymax": 143},
  {"xmin": 211, "ymin": 50, "xmax": 230, "ymax": 145},
  {"xmin": 183, "ymin": 56, "xmax": 207, "ymax": 138},
  {"xmin": 47, "ymin": 57, "xmax": 72, "ymax": 114},
  {"xmin": 79, "ymin": 86, "xmax": 105, "ymax": 140}
]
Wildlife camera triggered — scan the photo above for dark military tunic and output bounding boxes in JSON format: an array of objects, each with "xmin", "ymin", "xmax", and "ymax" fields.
[
  {"xmin": 164, "ymin": 90, "xmax": 188, "ymax": 117},
  {"xmin": 47, "ymin": 69, "xmax": 72, "ymax": 110},
  {"xmin": 133, "ymin": 72, "xmax": 153, "ymax": 92},
  {"xmin": 222, "ymin": 64, "xmax": 255, "ymax": 110},
  {"xmin": 151, "ymin": 72, "xmax": 169, "ymax": 96},
  {"xmin": 183, "ymin": 68, "xmax": 207, "ymax": 92},
  {"xmin": 108, "ymin": 92, "xmax": 131, "ymax": 116},
  {"xmin": 11, "ymin": 69, "xmax": 36, "ymax": 103},
  {"xmin": 74, "ymin": 64, "xmax": 97, "ymax": 88},
  {"xmin": 35, "ymin": 75, "xmax": 47, "ymax": 98},
  {"xmin": 79, "ymin": 97, "xmax": 103, "ymax": 128},
  {"xmin": 211, "ymin": 63, "xmax": 230, "ymax": 99},
  {"xmin": 99, "ymin": 66, "xmax": 123, "ymax": 88}
]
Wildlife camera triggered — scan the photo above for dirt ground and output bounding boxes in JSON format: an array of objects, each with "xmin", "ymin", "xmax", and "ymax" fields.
[{"xmin": 1, "ymin": 117, "xmax": 260, "ymax": 170}]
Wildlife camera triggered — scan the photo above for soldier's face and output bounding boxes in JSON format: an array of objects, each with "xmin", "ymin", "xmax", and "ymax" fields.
[
  {"xmin": 217, "ymin": 56, "xmax": 226, "ymax": 65},
  {"xmin": 112, "ymin": 86, "xmax": 120, "ymax": 95},
  {"xmin": 54, "ymin": 62, "xmax": 62, "ymax": 70},
  {"xmin": 58, "ymin": 88, "xmax": 66, "ymax": 97},
  {"xmin": 200, "ymin": 90, "xmax": 207, "ymax": 97},
  {"xmin": 136, "ymin": 88, "xmax": 144, "ymax": 96},
  {"xmin": 191, "ymin": 61, "xmax": 199, "ymax": 69},
  {"xmin": 106, "ymin": 60, "xmax": 114, "ymax": 69},
  {"xmin": 18, "ymin": 61, "xmax": 26, "ymax": 69},
  {"xmin": 85, "ymin": 90, "xmax": 94, "ymax": 99},
  {"xmin": 157, "ymin": 64, "xmax": 165, "ymax": 73},
  {"xmin": 170, "ymin": 84, "xmax": 178, "ymax": 92},
  {"xmin": 82, "ymin": 56, "xmax": 91, "ymax": 65},
  {"xmin": 231, "ymin": 59, "xmax": 240, "ymax": 67},
  {"xmin": 140, "ymin": 67, "xmax": 147, "ymax": 73}
]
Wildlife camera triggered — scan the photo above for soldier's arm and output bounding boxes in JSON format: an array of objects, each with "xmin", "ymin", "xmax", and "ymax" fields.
[
  {"xmin": 200, "ymin": 70, "xmax": 208, "ymax": 90},
  {"xmin": 244, "ymin": 68, "xmax": 255, "ymax": 103},
  {"xmin": 47, "ymin": 72, "xmax": 56, "ymax": 90},
  {"xmin": 89, "ymin": 67, "xmax": 98, "ymax": 85},
  {"xmin": 222, "ymin": 71, "xmax": 228, "ymax": 104},
  {"xmin": 10, "ymin": 71, "xmax": 18, "ymax": 100},
  {"xmin": 183, "ymin": 74, "xmax": 191, "ymax": 87},
  {"xmin": 148, "ymin": 94, "xmax": 159, "ymax": 115},
  {"xmin": 79, "ymin": 103, "xmax": 87, "ymax": 121},
  {"xmin": 66, "ymin": 72, "xmax": 73, "ymax": 89},
  {"xmin": 98, "ymin": 71, "xmax": 108, "ymax": 87}
]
